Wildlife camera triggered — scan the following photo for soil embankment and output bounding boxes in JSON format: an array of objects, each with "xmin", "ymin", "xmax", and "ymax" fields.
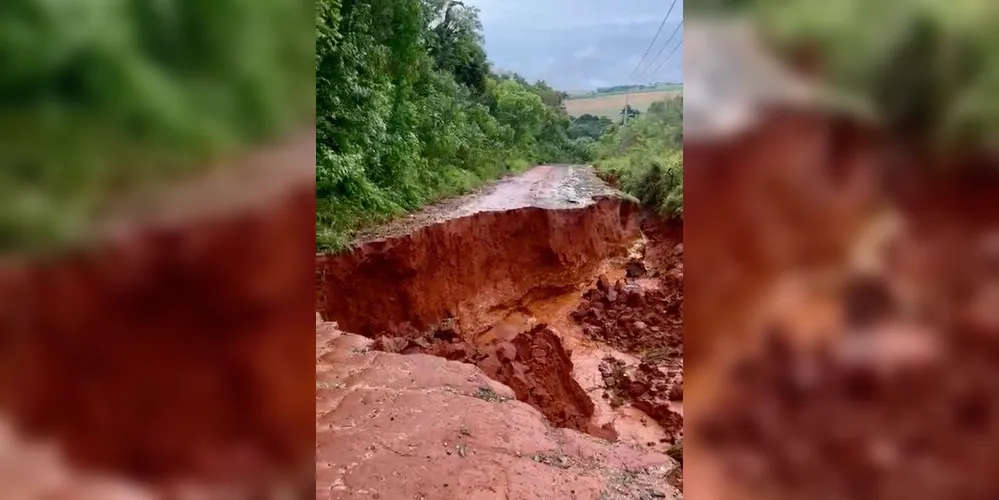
[
  {"xmin": 316, "ymin": 165, "xmax": 684, "ymax": 499},
  {"xmin": 316, "ymin": 166, "xmax": 639, "ymax": 337}
]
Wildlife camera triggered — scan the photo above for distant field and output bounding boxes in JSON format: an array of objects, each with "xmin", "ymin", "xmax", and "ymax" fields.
[
  {"xmin": 564, "ymin": 89, "xmax": 682, "ymax": 119},
  {"xmin": 568, "ymin": 84, "xmax": 682, "ymax": 99}
]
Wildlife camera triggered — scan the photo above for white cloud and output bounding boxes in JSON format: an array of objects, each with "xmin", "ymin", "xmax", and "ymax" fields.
[
  {"xmin": 573, "ymin": 46, "xmax": 597, "ymax": 59},
  {"xmin": 587, "ymin": 78, "xmax": 610, "ymax": 89}
]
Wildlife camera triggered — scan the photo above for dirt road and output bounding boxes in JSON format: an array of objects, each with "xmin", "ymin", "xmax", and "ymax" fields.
[
  {"xmin": 352, "ymin": 165, "xmax": 622, "ymax": 244},
  {"xmin": 316, "ymin": 165, "xmax": 683, "ymax": 499}
]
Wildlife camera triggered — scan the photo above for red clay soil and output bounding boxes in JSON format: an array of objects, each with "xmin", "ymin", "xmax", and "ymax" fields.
[
  {"xmin": 317, "ymin": 319, "xmax": 681, "ymax": 500},
  {"xmin": 571, "ymin": 273, "xmax": 683, "ymax": 362},
  {"xmin": 479, "ymin": 325, "xmax": 600, "ymax": 434},
  {"xmin": 372, "ymin": 324, "xmax": 614, "ymax": 440},
  {"xmin": 600, "ymin": 357, "xmax": 683, "ymax": 443},
  {"xmin": 0, "ymin": 131, "xmax": 317, "ymax": 491},
  {"xmin": 640, "ymin": 215, "xmax": 683, "ymax": 277},
  {"xmin": 316, "ymin": 193, "xmax": 639, "ymax": 338}
]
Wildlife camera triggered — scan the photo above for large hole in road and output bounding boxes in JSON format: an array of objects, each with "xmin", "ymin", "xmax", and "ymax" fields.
[{"xmin": 317, "ymin": 196, "xmax": 683, "ymax": 448}]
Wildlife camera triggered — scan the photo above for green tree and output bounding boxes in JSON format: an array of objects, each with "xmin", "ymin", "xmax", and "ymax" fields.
[
  {"xmin": 595, "ymin": 96, "xmax": 684, "ymax": 218},
  {"xmin": 316, "ymin": 0, "xmax": 587, "ymax": 250}
]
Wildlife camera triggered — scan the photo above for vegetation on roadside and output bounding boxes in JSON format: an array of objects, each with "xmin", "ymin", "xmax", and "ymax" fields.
[
  {"xmin": 688, "ymin": 0, "xmax": 999, "ymax": 158},
  {"xmin": 577, "ymin": 97, "xmax": 684, "ymax": 218},
  {"xmin": 316, "ymin": 0, "xmax": 588, "ymax": 251},
  {"xmin": 1, "ymin": 0, "xmax": 314, "ymax": 253}
]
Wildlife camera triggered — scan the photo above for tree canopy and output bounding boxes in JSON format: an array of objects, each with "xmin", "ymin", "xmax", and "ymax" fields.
[{"xmin": 317, "ymin": 0, "xmax": 587, "ymax": 250}]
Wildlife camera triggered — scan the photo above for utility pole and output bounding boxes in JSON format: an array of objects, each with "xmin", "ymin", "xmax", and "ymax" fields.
[{"xmin": 623, "ymin": 92, "xmax": 630, "ymax": 125}]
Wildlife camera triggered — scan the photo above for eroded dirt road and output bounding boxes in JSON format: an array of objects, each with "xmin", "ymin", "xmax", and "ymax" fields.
[
  {"xmin": 350, "ymin": 166, "xmax": 623, "ymax": 244},
  {"xmin": 316, "ymin": 166, "xmax": 683, "ymax": 499}
]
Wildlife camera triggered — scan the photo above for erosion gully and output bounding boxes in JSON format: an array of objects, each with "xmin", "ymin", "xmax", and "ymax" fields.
[{"xmin": 316, "ymin": 166, "xmax": 684, "ymax": 457}]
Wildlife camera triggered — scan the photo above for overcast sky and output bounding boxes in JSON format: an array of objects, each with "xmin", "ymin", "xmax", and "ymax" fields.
[{"xmin": 465, "ymin": 0, "xmax": 684, "ymax": 91}]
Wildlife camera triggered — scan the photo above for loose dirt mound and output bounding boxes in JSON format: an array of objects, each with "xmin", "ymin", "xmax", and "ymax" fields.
[
  {"xmin": 600, "ymin": 357, "xmax": 683, "ymax": 443},
  {"xmin": 571, "ymin": 274, "xmax": 683, "ymax": 361},
  {"xmin": 373, "ymin": 324, "xmax": 612, "ymax": 439}
]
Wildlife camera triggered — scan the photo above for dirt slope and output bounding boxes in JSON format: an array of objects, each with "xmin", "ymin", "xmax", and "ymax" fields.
[
  {"xmin": 316, "ymin": 165, "xmax": 639, "ymax": 338},
  {"xmin": 316, "ymin": 165, "xmax": 684, "ymax": 498}
]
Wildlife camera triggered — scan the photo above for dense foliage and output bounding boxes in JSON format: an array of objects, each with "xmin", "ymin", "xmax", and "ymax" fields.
[
  {"xmin": 316, "ymin": 0, "xmax": 586, "ymax": 251},
  {"xmin": 1, "ymin": 0, "xmax": 314, "ymax": 252},
  {"xmin": 588, "ymin": 97, "xmax": 684, "ymax": 217},
  {"xmin": 688, "ymin": 0, "xmax": 999, "ymax": 158}
]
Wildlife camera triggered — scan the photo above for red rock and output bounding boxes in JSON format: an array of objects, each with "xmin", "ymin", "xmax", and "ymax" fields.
[
  {"xmin": 628, "ymin": 382, "xmax": 650, "ymax": 398},
  {"xmin": 625, "ymin": 259, "xmax": 648, "ymax": 278},
  {"xmin": 597, "ymin": 274, "xmax": 611, "ymax": 292}
]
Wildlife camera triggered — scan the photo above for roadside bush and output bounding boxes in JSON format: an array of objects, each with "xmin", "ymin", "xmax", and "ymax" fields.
[{"xmin": 593, "ymin": 96, "xmax": 684, "ymax": 218}]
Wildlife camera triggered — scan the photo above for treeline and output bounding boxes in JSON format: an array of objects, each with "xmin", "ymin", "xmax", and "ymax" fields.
[
  {"xmin": 579, "ymin": 97, "xmax": 684, "ymax": 217},
  {"xmin": 317, "ymin": 0, "xmax": 586, "ymax": 250},
  {"xmin": 580, "ymin": 83, "xmax": 679, "ymax": 96}
]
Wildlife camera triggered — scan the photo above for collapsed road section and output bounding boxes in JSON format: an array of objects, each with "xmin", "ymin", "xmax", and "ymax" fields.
[{"xmin": 316, "ymin": 165, "xmax": 684, "ymax": 499}]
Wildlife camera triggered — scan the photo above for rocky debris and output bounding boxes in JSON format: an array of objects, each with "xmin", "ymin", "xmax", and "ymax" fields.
[
  {"xmin": 697, "ymin": 321, "xmax": 999, "ymax": 500},
  {"xmin": 626, "ymin": 258, "xmax": 648, "ymax": 278},
  {"xmin": 317, "ymin": 321, "xmax": 681, "ymax": 500},
  {"xmin": 639, "ymin": 216, "xmax": 682, "ymax": 277},
  {"xmin": 599, "ymin": 357, "xmax": 684, "ymax": 444},
  {"xmin": 572, "ymin": 276, "xmax": 683, "ymax": 361},
  {"xmin": 371, "ymin": 323, "xmax": 611, "ymax": 440},
  {"xmin": 372, "ymin": 319, "xmax": 477, "ymax": 362},
  {"xmin": 479, "ymin": 325, "xmax": 598, "ymax": 434}
]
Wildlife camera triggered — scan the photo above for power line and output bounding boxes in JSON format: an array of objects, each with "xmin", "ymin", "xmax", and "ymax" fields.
[
  {"xmin": 627, "ymin": 0, "xmax": 679, "ymax": 79},
  {"xmin": 639, "ymin": 20, "xmax": 682, "ymax": 76},
  {"xmin": 650, "ymin": 39, "xmax": 682, "ymax": 75}
]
